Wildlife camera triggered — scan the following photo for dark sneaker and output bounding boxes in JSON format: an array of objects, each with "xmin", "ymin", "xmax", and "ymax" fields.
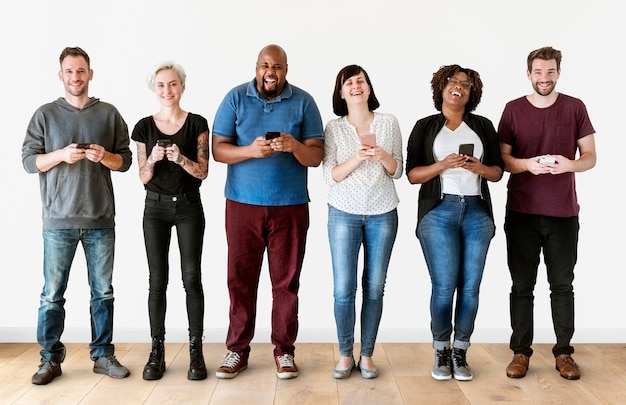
[
  {"xmin": 451, "ymin": 348, "xmax": 473, "ymax": 381},
  {"xmin": 555, "ymin": 354, "xmax": 580, "ymax": 380},
  {"xmin": 275, "ymin": 354, "xmax": 299, "ymax": 379},
  {"xmin": 93, "ymin": 354, "xmax": 130, "ymax": 378},
  {"xmin": 432, "ymin": 348, "xmax": 452, "ymax": 380},
  {"xmin": 215, "ymin": 351, "xmax": 247, "ymax": 379},
  {"xmin": 32, "ymin": 361, "xmax": 62, "ymax": 385}
]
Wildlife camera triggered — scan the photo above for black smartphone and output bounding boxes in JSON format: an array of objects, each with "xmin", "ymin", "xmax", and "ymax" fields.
[
  {"xmin": 265, "ymin": 131, "xmax": 281, "ymax": 140},
  {"xmin": 157, "ymin": 139, "xmax": 171, "ymax": 147},
  {"xmin": 76, "ymin": 143, "xmax": 91, "ymax": 149},
  {"xmin": 458, "ymin": 143, "xmax": 474, "ymax": 156}
]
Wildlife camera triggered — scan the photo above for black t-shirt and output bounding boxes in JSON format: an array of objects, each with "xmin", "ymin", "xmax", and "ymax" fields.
[{"xmin": 131, "ymin": 113, "xmax": 209, "ymax": 195}]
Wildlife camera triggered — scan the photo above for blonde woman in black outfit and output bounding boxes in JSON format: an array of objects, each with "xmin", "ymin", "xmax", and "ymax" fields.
[{"xmin": 131, "ymin": 62, "xmax": 210, "ymax": 381}]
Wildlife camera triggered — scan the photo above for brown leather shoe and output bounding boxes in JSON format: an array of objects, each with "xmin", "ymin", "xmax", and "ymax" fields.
[
  {"xmin": 555, "ymin": 354, "xmax": 580, "ymax": 380},
  {"xmin": 506, "ymin": 354, "xmax": 529, "ymax": 378},
  {"xmin": 31, "ymin": 361, "xmax": 62, "ymax": 385}
]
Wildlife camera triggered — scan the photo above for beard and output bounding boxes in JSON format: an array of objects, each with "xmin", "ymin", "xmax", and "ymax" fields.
[
  {"xmin": 532, "ymin": 81, "xmax": 556, "ymax": 96},
  {"xmin": 258, "ymin": 75, "xmax": 282, "ymax": 99},
  {"xmin": 260, "ymin": 86, "xmax": 278, "ymax": 99}
]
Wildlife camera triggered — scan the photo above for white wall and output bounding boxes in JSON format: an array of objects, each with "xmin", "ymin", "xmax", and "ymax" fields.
[{"xmin": 1, "ymin": 0, "xmax": 624, "ymax": 344}]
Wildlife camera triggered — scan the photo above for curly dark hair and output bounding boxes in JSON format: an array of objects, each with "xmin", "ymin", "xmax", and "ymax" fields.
[
  {"xmin": 332, "ymin": 64, "xmax": 380, "ymax": 116},
  {"xmin": 431, "ymin": 64, "xmax": 482, "ymax": 113}
]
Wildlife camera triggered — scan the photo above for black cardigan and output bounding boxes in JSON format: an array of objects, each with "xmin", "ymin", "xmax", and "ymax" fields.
[{"xmin": 405, "ymin": 113, "xmax": 504, "ymax": 227}]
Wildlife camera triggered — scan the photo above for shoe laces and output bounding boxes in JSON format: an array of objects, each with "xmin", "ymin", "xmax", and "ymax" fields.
[
  {"xmin": 103, "ymin": 354, "xmax": 121, "ymax": 366},
  {"xmin": 560, "ymin": 355, "xmax": 577, "ymax": 367},
  {"xmin": 435, "ymin": 348, "xmax": 451, "ymax": 367},
  {"xmin": 452, "ymin": 348, "xmax": 468, "ymax": 368},
  {"xmin": 221, "ymin": 352, "xmax": 241, "ymax": 368},
  {"xmin": 277, "ymin": 354, "xmax": 295, "ymax": 368}
]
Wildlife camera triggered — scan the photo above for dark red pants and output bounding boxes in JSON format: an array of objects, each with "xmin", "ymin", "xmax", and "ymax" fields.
[{"xmin": 224, "ymin": 199, "xmax": 309, "ymax": 359}]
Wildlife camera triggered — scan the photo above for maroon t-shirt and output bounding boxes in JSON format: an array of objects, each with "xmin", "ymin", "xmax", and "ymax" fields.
[{"xmin": 498, "ymin": 94, "xmax": 595, "ymax": 217}]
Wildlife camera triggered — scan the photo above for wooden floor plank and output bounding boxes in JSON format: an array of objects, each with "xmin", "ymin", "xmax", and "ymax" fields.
[
  {"xmin": 1, "ymin": 342, "xmax": 624, "ymax": 404},
  {"xmin": 274, "ymin": 343, "xmax": 338, "ymax": 405}
]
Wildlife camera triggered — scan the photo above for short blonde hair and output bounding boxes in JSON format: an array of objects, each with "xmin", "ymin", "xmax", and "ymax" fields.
[{"xmin": 147, "ymin": 61, "xmax": 186, "ymax": 91}]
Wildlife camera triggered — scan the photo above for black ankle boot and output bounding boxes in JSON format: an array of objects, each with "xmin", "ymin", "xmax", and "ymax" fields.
[
  {"xmin": 143, "ymin": 337, "xmax": 165, "ymax": 380},
  {"xmin": 188, "ymin": 336, "xmax": 207, "ymax": 380}
]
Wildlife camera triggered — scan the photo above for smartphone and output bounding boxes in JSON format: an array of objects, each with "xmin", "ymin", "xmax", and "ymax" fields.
[
  {"xmin": 360, "ymin": 133, "xmax": 376, "ymax": 148},
  {"xmin": 539, "ymin": 155, "xmax": 556, "ymax": 164},
  {"xmin": 157, "ymin": 139, "xmax": 171, "ymax": 147},
  {"xmin": 76, "ymin": 143, "xmax": 91, "ymax": 149},
  {"xmin": 458, "ymin": 143, "xmax": 474, "ymax": 156},
  {"xmin": 265, "ymin": 131, "xmax": 281, "ymax": 140}
]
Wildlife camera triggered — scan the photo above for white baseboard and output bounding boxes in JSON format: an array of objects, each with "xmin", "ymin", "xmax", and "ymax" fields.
[{"xmin": 2, "ymin": 327, "xmax": 625, "ymax": 344}]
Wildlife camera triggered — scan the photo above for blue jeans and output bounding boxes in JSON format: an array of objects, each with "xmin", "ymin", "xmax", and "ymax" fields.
[
  {"xmin": 143, "ymin": 191, "xmax": 205, "ymax": 339},
  {"xmin": 417, "ymin": 195, "xmax": 494, "ymax": 345},
  {"xmin": 328, "ymin": 205, "xmax": 398, "ymax": 357},
  {"xmin": 38, "ymin": 228, "xmax": 116, "ymax": 362}
]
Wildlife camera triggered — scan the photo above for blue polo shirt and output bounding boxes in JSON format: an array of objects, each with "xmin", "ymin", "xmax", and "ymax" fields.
[{"xmin": 212, "ymin": 79, "xmax": 324, "ymax": 206}]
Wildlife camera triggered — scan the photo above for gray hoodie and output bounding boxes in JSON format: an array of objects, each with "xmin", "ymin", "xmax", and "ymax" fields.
[{"xmin": 22, "ymin": 97, "xmax": 132, "ymax": 230}]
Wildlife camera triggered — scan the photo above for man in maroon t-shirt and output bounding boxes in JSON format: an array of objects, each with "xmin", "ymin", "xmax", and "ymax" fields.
[{"xmin": 498, "ymin": 46, "xmax": 596, "ymax": 381}]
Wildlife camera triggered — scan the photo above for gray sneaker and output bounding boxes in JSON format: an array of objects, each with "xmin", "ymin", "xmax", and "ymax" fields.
[
  {"xmin": 93, "ymin": 354, "xmax": 130, "ymax": 378},
  {"xmin": 451, "ymin": 348, "xmax": 473, "ymax": 381},
  {"xmin": 432, "ymin": 348, "xmax": 452, "ymax": 380}
]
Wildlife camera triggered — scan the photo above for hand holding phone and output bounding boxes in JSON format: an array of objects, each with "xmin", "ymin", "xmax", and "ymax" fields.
[
  {"xmin": 539, "ymin": 155, "xmax": 556, "ymax": 164},
  {"xmin": 360, "ymin": 133, "xmax": 376, "ymax": 148}
]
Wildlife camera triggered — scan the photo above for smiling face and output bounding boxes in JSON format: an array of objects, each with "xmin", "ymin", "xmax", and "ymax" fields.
[
  {"xmin": 340, "ymin": 72, "xmax": 370, "ymax": 107},
  {"xmin": 153, "ymin": 68, "xmax": 184, "ymax": 107},
  {"xmin": 255, "ymin": 46, "xmax": 288, "ymax": 100},
  {"xmin": 443, "ymin": 71, "xmax": 472, "ymax": 108},
  {"xmin": 528, "ymin": 58, "xmax": 560, "ymax": 96},
  {"xmin": 58, "ymin": 55, "xmax": 92, "ymax": 98}
]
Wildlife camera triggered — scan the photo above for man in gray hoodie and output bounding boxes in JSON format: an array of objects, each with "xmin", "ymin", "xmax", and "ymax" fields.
[{"xmin": 22, "ymin": 46, "xmax": 133, "ymax": 385}]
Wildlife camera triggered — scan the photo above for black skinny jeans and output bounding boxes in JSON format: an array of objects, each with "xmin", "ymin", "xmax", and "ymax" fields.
[
  {"xmin": 504, "ymin": 211, "xmax": 579, "ymax": 358},
  {"xmin": 143, "ymin": 191, "xmax": 205, "ymax": 339}
]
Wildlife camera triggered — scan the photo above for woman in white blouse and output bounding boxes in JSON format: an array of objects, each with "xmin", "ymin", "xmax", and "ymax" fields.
[{"xmin": 323, "ymin": 65, "xmax": 403, "ymax": 379}]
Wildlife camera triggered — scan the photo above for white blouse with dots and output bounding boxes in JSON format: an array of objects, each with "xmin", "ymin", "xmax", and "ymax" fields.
[{"xmin": 323, "ymin": 112, "xmax": 403, "ymax": 215}]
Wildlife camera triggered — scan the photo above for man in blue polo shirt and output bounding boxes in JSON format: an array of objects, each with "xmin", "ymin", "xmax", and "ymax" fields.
[{"xmin": 212, "ymin": 44, "xmax": 324, "ymax": 380}]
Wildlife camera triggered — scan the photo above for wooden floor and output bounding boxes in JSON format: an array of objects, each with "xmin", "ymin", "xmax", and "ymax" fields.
[{"xmin": 1, "ymin": 342, "xmax": 625, "ymax": 404}]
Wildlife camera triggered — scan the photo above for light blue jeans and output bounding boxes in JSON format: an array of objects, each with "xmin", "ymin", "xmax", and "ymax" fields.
[
  {"xmin": 38, "ymin": 228, "xmax": 116, "ymax": 362},
  {"xmin": 328, "ymin": 205, "xmax": 398, "ymax": 357},
  {"xmin": 417, "ymin": 195, "xmax": 494, "ymax": 346}
]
